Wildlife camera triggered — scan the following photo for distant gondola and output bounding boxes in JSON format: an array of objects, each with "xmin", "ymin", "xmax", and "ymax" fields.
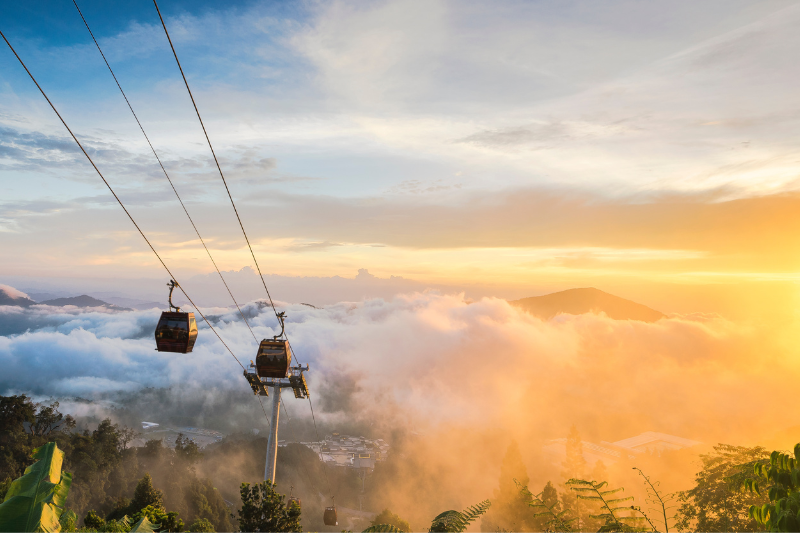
[
  {"xmin": 286, "ymin": 485, "xmax": 301, "ymax": 510},
  {"xmin": 256, "ymin": 312, "xmax": 292, "ymax": 378},
  {"xmin": 323, "ymin": 504, "xmax": 338, "ymax": 526},
  {"xmin": 155, "ymin": 280, "xmax": 197, "ymax": 353}
]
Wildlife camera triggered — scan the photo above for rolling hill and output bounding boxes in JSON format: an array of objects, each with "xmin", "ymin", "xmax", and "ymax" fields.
[
  {"xmin": 40, "ymin": 295, "xmax": 131, "ymax": 311},
  {"xmin": 510, "ymin": 287, "xmax": 665, "ymax": 322}
]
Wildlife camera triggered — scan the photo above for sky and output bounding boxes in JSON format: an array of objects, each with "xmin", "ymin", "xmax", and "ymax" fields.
[{"xmin": 3, "ymin": 0, "xmax": 800, "ymax": 315}]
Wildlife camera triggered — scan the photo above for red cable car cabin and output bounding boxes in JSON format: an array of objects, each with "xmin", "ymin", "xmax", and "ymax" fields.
[
  {"xmin": 155, "ymin": 311, "xmax": 198, "ymax": 353},
  {"xmin": 255, "ymin": 339, "xmax": 291, "ymax": 378},
  {"xmin": 323, "ymin": 506, "xmax": 338, "ymax": 526}
]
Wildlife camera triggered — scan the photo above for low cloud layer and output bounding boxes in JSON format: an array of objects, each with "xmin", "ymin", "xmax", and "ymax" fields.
[{"xmin": 3, "ymin": 290, "xmax": 796, "ymax": 447}]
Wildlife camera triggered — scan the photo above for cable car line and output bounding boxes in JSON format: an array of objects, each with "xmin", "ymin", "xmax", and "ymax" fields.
[
  {"xmin": 0, "ymin": 27, "xmax": 251, "ymax": 374},
  {"xmin": 152, "ymin": 2, "xmax": 337, "ymax": 511},
  {"xmin": 0, "ymin": 26, "xmax": 277, "ymax": 435},
  {"xmin": 71, "ymin": 0, "xmax": 258, "ymax": 345},
  {"xmin": 152, "ymin": 0, "xmax": 286, "ymax": 338}
]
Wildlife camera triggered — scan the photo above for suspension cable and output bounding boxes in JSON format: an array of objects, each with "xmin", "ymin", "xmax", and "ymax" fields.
[
  {"xmin": 71, "ymin": 0, "xmax": 258, "ymax": 345},
  {"xmin": 152, "ymin": 3, "xmax": 335, "ymax": 499},
  {"xmin": 0, "ymin": 28, "xmax": 251, "ymax": 370},
  {"xmin": 152, "ymin": 0, "xmax": 284, "ymax": 327}
]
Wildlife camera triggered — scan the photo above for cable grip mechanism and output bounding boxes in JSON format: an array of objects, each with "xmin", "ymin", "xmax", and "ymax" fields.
[{"xmin": 167, "ymin": 279, "xmax": 180, "ymax": 312}]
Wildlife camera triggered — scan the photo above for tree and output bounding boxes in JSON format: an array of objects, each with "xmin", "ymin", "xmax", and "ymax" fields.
[
  {"xmin": 237, "ymin": 481, "xmax": 301, "ymax": 533},
  {"xmin": 673, "ymin": 444, "xmax": 769, "ymax": 532},
  {"xmin": 567, "ymin": 479, "xmax": 643, "ymax": 532},
  {"xmin": 520, "ymin": 481, "xmax": 575, "ymax": 532},
  {"xmin": 561, "ymin": 426, "xmax": 588, "ymax": 530},
  {"xmin": 29, "ymin": 401, "xmax": 75, "ymax": 437},
  {"xmin": 84, "ymin": 509, "xmax": 106, "ymax": 530},
  {"xmin": 187, "ymin": 518, "xmax": 214, "ymax": 532},
  {"xmin": 174, "ymin": 435, "xmax": 202, "ymax": 466},
  {"xmin": 481, "ymin": 440, "xmax": 538, "ymax": 532},
  {"xmin": 370, "ymin": 509, "xmax": 410, "ymax": 532},
  {"xmin": 0, "ymin": 396, "xmax": 35, "ymax": 434},
  {"xmin": 118, "ymin": 428, "xmax": 140, "ymax": 451},
  {"xmin": 131, "ymin": 474, "xmax": 165, "ymax": 514},
  {"xmin": 742, "ymin": 443, "xmax": 800, "ymax": 532},
  {"xmin": 131, "ymin": 504, "xmax": 184, "ymax": 533}
]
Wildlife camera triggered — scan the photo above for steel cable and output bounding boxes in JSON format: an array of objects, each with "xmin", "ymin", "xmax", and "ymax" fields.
[
  {"xmin": 152, "ymin": 0, "xmax": 285, "ymax": 329},
  {"xmin": 152, "ymin": 1, "xmax": 335, "ymax": 499},
  {"xmin": 0, "ymin": 27, "xmax": 275, "ymax": 429},
  {"xmin": 72, "ymin": 0, "xmax": 258, "ymax": 345}
]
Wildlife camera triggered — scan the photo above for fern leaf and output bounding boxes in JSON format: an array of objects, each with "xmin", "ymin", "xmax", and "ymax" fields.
[
  {"xmin": 428, "ymin": 500, "xmax": 490, "ymax": 532},
  {"xmin": 363, "ymin": 524, "xmax": 404, "ymax": 533}
]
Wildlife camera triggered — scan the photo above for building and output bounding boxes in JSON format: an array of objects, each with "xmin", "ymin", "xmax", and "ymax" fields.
[
  {"xmin": 303, "ymin": 432, "xmax": 390, "ymax": 470},
  {"xmin": 543, "ymin": 431, "xmax": 701, "ymax": 467}
]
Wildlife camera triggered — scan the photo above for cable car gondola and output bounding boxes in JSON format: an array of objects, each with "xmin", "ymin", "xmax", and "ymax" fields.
[
  {"xmin": 155, "ymin": 280, "xmax": 197, "ymax": 353},
  {"xmin": 256, "ymin": 312, "xmax": 292, "ymax": 378},
  {"xmin": 323, "ymin": 498, "xmax": 338, "ymax": 526},
  {"xmin": 286, "ymin": 485, "xmax": 301, "ymax": 511}
]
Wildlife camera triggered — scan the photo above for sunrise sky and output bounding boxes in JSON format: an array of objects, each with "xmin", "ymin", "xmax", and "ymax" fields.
[{"xmin": 3, "ymin": 0, "xmax": 800, "ymax": 318}]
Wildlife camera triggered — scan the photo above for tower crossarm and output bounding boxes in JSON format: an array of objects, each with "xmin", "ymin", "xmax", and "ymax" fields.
[
  {"xmin": 243, "ymin": 369, "xmax": 269, "ymax": 396},
  {"xmin": 245, "ymin": 363, "xmax": 310, "ymax": 398}
]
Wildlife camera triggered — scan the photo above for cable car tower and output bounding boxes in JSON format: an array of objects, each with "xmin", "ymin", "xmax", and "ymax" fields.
[{"xmin": 243, "ymin": 312, "xmax": 310, "ymax": 483}]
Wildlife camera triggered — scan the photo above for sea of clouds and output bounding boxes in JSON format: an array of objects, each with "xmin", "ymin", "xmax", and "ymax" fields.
[{"xmin": 1, "ymin": 285, "xmax": 796, "ymax": 448}]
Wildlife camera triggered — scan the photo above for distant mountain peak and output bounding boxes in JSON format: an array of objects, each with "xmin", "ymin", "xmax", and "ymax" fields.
[
  {"xmin": 39, "ymin": 295, "xmax": 131, "ymax": 311},
  {"xmin": 510, "ymin": 287, "xmax": 665, "ymax": 322},
  {"xmin": 0, "ymin": 284, "xmax": 36, "ymax": 307}
]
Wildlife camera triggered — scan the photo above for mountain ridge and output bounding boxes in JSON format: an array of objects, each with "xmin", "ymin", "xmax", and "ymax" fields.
[
  {"xmin": 510, "ymin": 287, "xmax": 665, "ymax": 322},
  {"xmin": 39, "ymin": 295, "xmax": 131, "ymax": 311}
]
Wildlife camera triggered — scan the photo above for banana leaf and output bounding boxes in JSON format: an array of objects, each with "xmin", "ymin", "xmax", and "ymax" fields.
[
  {"xmin": 0, "ymin": 442, "xmax": 72, "ymax": 532},
  {"xmin": 129, "ymin": 516, "xmax": 159, "ymax": 533}
]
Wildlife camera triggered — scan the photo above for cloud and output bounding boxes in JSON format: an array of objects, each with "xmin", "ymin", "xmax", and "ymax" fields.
[
  {"xmin": 0, "ymin": 284, "xmax": 29, "ymax": 300},
  {"xmin": 2, "ymin": 290, "xmax": 796, "ymax": 448}
]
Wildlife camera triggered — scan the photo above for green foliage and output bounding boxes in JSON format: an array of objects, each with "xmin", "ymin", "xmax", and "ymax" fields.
[
  {"xmin": 102, "ymin": 517, "xmax": 132, "ymax": 532},
  {"xmin": 742, "ymin": 443, "xmax": 800, "ymax": 532},
  {"xmin": 130, "ymin": 475, "xmax": 164, "ymax": 516},
  {"xmin": 173, "ymin": 438, "xmax": 201, "ymax": 468},
  {"xmin": 128, "ymin": 516, "xmax": 158, "ymax": 533},
  {"xmin": 0, "ymin": 441, "xmax": 73, "ymax": 533},
  {"xmin": 130, "ymin": 505, "xmax": 182, "ymax": 533},
  {"xmin": 567, "ymin": 479, "xmax": 644, "ymax": 532},
  {"xmin": 0, "ymin": 397, "xmax": 232, "ymax": 533},
  {"xmin": 85, "ymin": 510, "xmax": 106, "ymax": 530},
  {"xmin": 0, "ymin": 479, "xmax": 11, "ymax": 505},
  {"xmin": 368, "ymin": 509, "xmax": 410, "ymax": 532},
  {"xmin": 186, "ymin": 518, "xmax": 213, "ymax": 533},
  {"xmin": 60, "ymin": 510, "xmax": 78, "ymax": 532},
  {"xmin": 519, "ymin": 481, "xmax": 575, "ymax": 532},
  {"xmin": 428, "ymin": 500, "xmax": 490, "ymax": 532},
  {"xmin": 30, "ymin": 402, "xmax": 76, "ymax": 438},
  {"xmin": 362, "ymin": 524, "xmax": 404, "ymax": 533},
  {"xmin": 237, "ymin": 481, "xmax": 301, "ymax": 533},
  {"xmin": 674, "ymin": 443, "xmax": 768, "ymax": 532}
]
